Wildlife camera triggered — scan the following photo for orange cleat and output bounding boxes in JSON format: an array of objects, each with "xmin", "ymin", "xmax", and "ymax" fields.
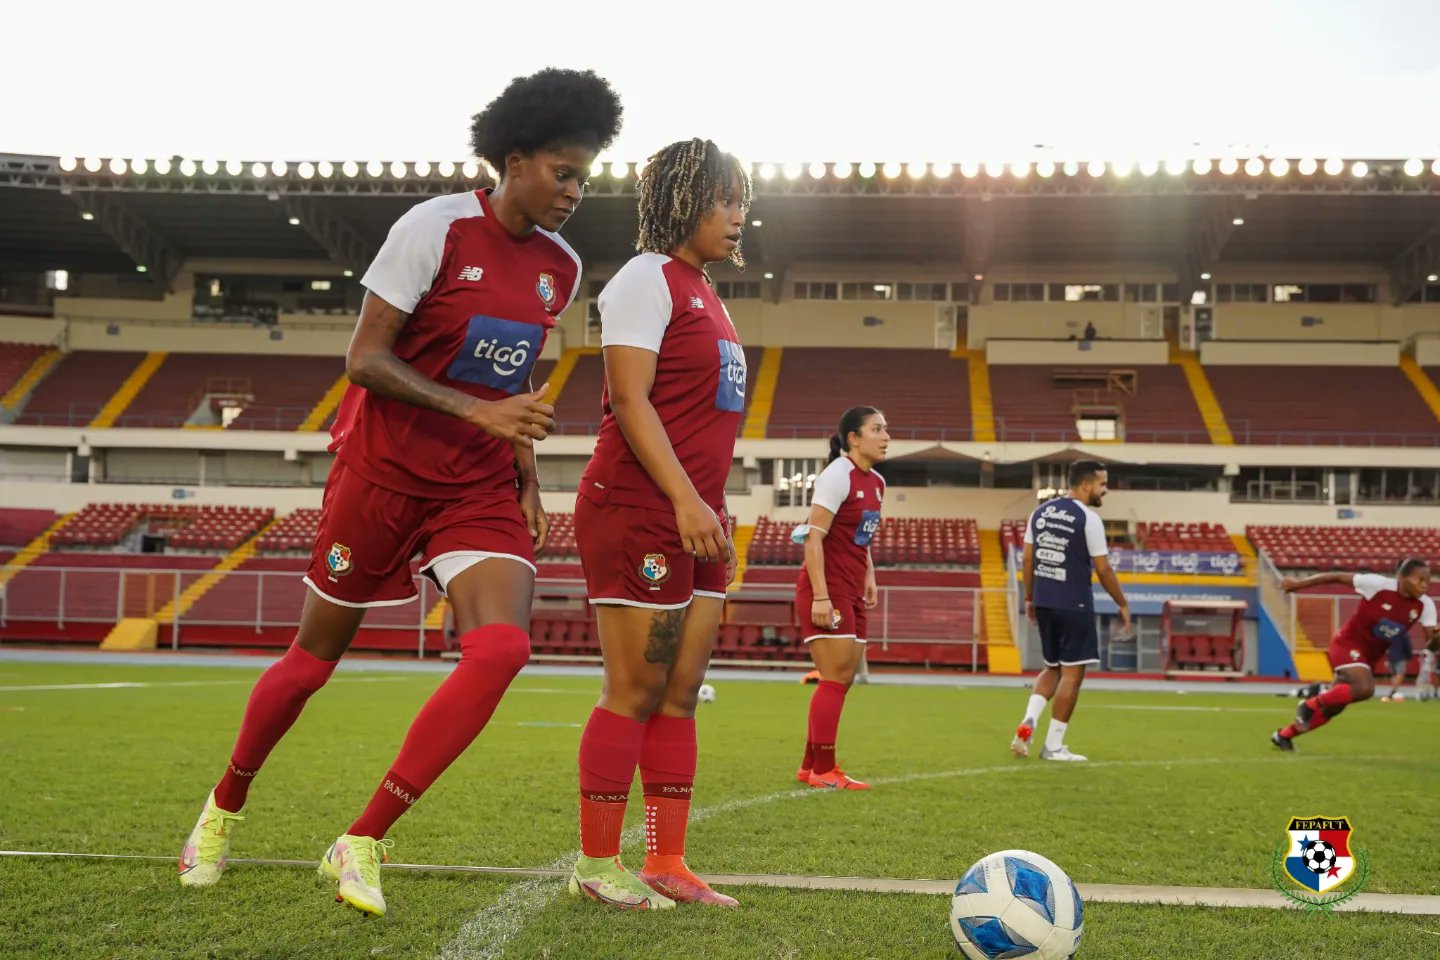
[
  {"xmin": 639, "ymin": 858, "xmax": 739, "ymax": 908},
  {"xmin": 808, "ymin": 768, "xmax": 870, "ymax": 790},
  {"xmin": 796, "ymin": 766, "xmax": 812, "ymax": 783},
  {"xmin": 1010, "ymin": 723, "xmax": 1034, "ymax": 758}
]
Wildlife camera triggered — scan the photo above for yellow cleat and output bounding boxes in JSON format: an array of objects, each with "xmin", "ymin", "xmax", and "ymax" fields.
[
  {"xmin": 178, "ymin": 792, "xmax": 245, "ymax": 888},
  {"xmin": 320, "ymin": 834, "xmax": 394, "ymax": 917}
]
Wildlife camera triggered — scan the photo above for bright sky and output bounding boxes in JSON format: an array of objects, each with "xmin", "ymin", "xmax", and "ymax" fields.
[{"xmin": 5, "ymin": 0, "xmax": 1440, "ymax": 163}]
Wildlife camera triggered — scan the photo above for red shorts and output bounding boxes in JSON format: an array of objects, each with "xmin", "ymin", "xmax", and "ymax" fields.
[
  {"xmin": 574, "ymin": 492, "xmax": 727, "ymax": 609},
  {"xmin": 304, "ymin": 460, "xmax": 535, "ymax": 608},
  {"xmin": 1327, "ymin": 636, "xmax": 1386, "ymax": 673},
  {"xmin": 795, "ymin": 579, "xmax": 868, "ymax": 643}
]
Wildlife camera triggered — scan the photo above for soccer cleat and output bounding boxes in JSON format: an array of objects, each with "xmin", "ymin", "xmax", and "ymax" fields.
[
  {"xmin": 1040, "ymin": 745, "xmax": 1088, "ymax": 762},
  {"xmin": 639, "ymin": 860, "xmax": 739, "ymax": 908},
  {"xmin": 796, "ymin": 766, "xmax": 812, "ymax": 783},
  {"xmin": 1010, "ymin": 723, "xmax": 1034, "ymax": 758},
  {"xmin": 1271, "ymin": 730, "xmax": 1295, "ymax": 752},
  {"xmin": 1294, "ymin": 699, "xmax": 1316, "ymax": 733},
  {"xmin": 178, "ymin": 791, "xmax": 245, "ymax": 887},
  {"xmin": 569, "ymin": 855, "xmax": 676, "ymax": 910},
  {"xmin": 320, "ymin": 834, "xmax": 394, "ymax": 917},
  {"xmin": 808, "ymin": 768, "xmax": 870, "ymax": 790}
]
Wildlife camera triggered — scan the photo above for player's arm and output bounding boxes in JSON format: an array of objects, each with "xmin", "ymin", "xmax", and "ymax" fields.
[
  {"xmin": 345, "ymin": 291, "xmax": 554, "ymax": 446},
  {"xmin": 605, "ymin": 345, "xmax": 726, "ymax": 562},
  {"xmin": 1085, "ymin": 510, "xmax": 1130, "ymax": 627},
  {"xmin": 802, "ymin": 503, "xmax": 837, "ymax": 625},
  {"xmin": 863, "ymin": 547, "xmax": 878, "ymax": 609},
  {"xmin": 1022, "ymin": 542, "xmax": 1037, "ymax": 623},
  {"xmin": 511, "ymin": 440, "xmax": 547, "ymax": 551},
  {"xmin": 1280, "ymin": 571, "xmax": 1355, "ymax": 592}
]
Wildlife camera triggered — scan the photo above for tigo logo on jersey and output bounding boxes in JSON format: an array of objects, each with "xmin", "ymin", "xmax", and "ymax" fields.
[
  {"xmin": 714, "ymin": 340, "xmax": 747, "ymax": 413},
  {"xmin": 1271, "ymin": 815, "xmax": 1368, "ymax": 910},
  {"xmin": 854, "ymin": 510, "xmax": 881, "ymax": 547},
  {"xmin": 326, "ymin": 543, "xmax": 352, "ymax": 579},
  {"xmin": 457, "ymin": 266, "xmax": 484, "ymax": 282},
  {"xmin": 447, "ymin": 315, "xmax": 542, "ymax": 393},
  {"xmin": 536, "ymin": 272, "xmax": 557, "ymax": 309},
  {"xmin": 639, "ymin": 553, "xmax": 671, "ymax": 589}
]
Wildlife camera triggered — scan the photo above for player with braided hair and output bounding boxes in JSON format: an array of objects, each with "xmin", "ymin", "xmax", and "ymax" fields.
[{"xmin": 571, "ymin": 139, "xmax": 751, "ymax": 910}]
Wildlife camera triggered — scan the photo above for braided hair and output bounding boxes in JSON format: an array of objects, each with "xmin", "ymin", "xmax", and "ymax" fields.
[{"xmin": 636, "ymin": 139, "xmax": 752, "ymax": 268}]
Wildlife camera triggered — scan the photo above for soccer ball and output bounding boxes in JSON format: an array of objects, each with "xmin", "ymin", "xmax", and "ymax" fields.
[
  {"xmin": 950, "ymin": 850, "xmax": 1083, "ymax": 960},
  {"xmin": 1301, "ymin": 839, "xmax": 1336, "ymax": 875},
  {"xmin": 697, "ymin": 684, "xmax": 716, "ymax": 703}
]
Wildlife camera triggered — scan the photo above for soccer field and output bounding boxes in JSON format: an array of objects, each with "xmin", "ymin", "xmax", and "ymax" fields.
[{"xmin": 1, "ymin": 657, "xmax": 1437, "ymax": 959}]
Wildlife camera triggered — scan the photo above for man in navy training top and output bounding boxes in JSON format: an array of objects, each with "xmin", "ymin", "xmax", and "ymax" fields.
[{"xmin": 1012, "ymin": 460, "xmax": 1130, "ymax": 762}]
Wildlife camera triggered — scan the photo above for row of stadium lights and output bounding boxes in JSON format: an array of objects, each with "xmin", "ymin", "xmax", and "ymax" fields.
[{"xmin": 56, "ymin": 156, "xmax": 1440, "ymax": 180}]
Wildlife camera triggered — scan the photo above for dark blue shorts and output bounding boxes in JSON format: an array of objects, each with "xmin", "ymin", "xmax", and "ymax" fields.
[
  {"xmin": 1036, "ymin": 607, "xmax": 1100, "ymax": 667},
  {"xmin": 1387, "ymin": 635, "xmax": 1413, "ymax": 667}
]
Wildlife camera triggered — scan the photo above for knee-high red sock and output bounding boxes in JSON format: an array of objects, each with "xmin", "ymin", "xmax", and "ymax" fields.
[
  {"xmin": 640, "ymin": 714, "xmax": 697, "ymax": 865},
  {"xmin": 214, "ymin": 644, "xmax": 337, "ymax": 812},
  {"xmin": 578, "ymin": 707, "xmax": 646, "ymax": 859},
  {"xmin": 348, "ymin": 625, "xmax": 530, "ymax": 839},
  {"xmin": 1281, "ymin": 684, "xmax": 1355, "ymax": 738},
  {"xmin": 801, "ymin": 741, "xmax": 815, "ymax": 771},
  {"xmin": 807, "ymin": 680, "xmax": 849, "ymax": 775}
]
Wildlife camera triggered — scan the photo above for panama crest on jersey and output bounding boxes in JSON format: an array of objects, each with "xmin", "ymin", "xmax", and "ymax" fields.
[
  {"xmin": 639, "ymin": 552, "xmax": 670, "ymax": 589},
  {"xmin": 536, "ymin": 272, "xmax": 557, "ymax": 309},
  {"xmin": 326, "ymin": 542, "xmax": 352, "ymax": 578}
]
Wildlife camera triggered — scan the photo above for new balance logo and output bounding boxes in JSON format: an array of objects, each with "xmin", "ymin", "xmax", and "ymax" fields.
[
  {"xmin": 689, "ymin": 295, "xmax": 705, "ymax": 309},
  {"xmin": 458, "ymin": 266, "xmax": 485, "ymax": 282}
]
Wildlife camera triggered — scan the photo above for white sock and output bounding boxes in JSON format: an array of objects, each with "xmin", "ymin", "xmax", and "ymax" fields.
[
  {"xmin": 1022, "ymin": 694, "xmax": 1047, "ymax": 727},
  {"xmin": 1045, "ymin": 719, "xmax": 1068, "ymax": 752}
]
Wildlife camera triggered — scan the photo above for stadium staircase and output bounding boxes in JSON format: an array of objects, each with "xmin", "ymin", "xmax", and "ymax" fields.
[
  {"xmin": 298, "ymin": 374, "xmax": 350, "ymax": 432},
  {"xmin": 959, "ymin": 348, "xmax": 996, "ymax": 443},
  {"xmin": 423, "ymin": 597, "xmax": 447, "ymax": 631},
  {"xmin": 1399, "ymin": 355, "xmax": 1440, "ymax": 426},
  {"xmin": 89, "ymin": 351, "xmax": 168, "ymax": 428},
  {"xmin": 729, "ymin": 523, "xmax": 757, "ymax": 586},
  {"xmin": 978, "ymin": 529, "xmax": 1019, "ymax": 673},
  {"xmin": 544, "ymin": 346, "xmax": 598, "ymax": 405},
  {"xmin": 0, "ymin": 513, "xmax": 73, "ymax": 588},
  {"xmin": 741, "ymin": 347, "xmax": 784, "ymax": 438},
  {"xmin": 131, "ymin": 517, "xmax": 284, "ymax": 641},
  {"xmin": 1169, "ymin": 344, "xmax": 1234, "ymax": 444},
  {"xmin": 1, "ymin": 348, "xmax": 63, "ymax": 412}
]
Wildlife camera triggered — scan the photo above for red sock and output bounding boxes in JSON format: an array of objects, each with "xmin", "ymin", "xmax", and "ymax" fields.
[
  {"xmin": 348, "ymin": 625, "xmax": 529, "ymax": 839},
  {"xmin": 214, "ymin": 644, "xmax": 337, "ymax": 812},
  {"xmin": 802, "ymin": 742, "xmax": 815, "ymax": 770},
  {"xmin": 1315, "ymin": 685, "xmax": 1355, "ymax": 711},
  {"xmin": 578, "ymin": 707, "xmax": 646, "ymax": 858},
  {"xmin": 640, "ymin": 714, "xmax": 696, "ymax": 865},
  {"xmin": 807, "ymin": 680, "xmax": 849, "ymax": 775}
]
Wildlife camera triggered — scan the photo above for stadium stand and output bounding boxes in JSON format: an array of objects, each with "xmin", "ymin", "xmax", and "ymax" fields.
[
  {"xmin": 0, "ymin": 341, "xmax": 49, "ymax": 399},
  {"xmin": 0, "ymin": 508, "xmax": 58, "ymax": 545},
  {"xmin": 1248, "ymin": 525, "xmax": 1440, "ymax": 570},
  {"xmin": 1205, "ymin": 365, "xmax": 1440, "ymax": 446},
  {"xmin": 49, "ymin": 503, "xmax": 270, "ymax": 550},
  {"xmin": 552, "ymin": 354, "xmax": 605, "ymax": 434},
  {"xmin": 256, "ymin": 508, "xmax": 321, "ymax": 553},
  {"xmin": 989, "ymin": 364, "xmax": 1207, "ymax": 443},
  {"xmin": 747, "ymin": 516, "xmax": 979, "ymax": 566},
  {"xmin": 1137, "ymin": 522, "xmax": 1233, "ymax": 552},
  {"xmin": 14, "ymin": 351, "xmax": 143, "ymax": 426},
  {"xmin": 765, "ymin": 348, "xmax": 971, "ymax": 440},
  {"xmin": 113, "ymin": 352, "xmax": 346, "ymax": 430}
]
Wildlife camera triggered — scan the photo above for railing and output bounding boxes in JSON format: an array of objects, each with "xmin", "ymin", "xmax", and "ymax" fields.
[
  {"xmin": 1255, "ymin": 549, "xmax": 1295, "ymax": 648},
  {"xmin": 13, "ymin": 403, "xmax": 103, "ymax": 427}
]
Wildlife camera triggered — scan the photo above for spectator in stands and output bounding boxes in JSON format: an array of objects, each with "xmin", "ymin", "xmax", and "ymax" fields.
[
  {"xmin": 570, "ymin": 138, "xmax": 750, "ymax": 910},
  {"xmin": 793, "ymin": 405, "xmax": 889, "ymax": 792},
  {"xmin": 1083, "ymin": 321, "xmax": 1097, "ymax": 341},
  {"xmin": 1012, "ymin": 459, "xmax": 1130, "ymax": 763},
  {"xmin": 177, "ymin": 69, "xmax": 623, "ymax": 919},
  {"xmin": 1273, "ymin": 560, "xmax": 1440, "ymax": 751}
]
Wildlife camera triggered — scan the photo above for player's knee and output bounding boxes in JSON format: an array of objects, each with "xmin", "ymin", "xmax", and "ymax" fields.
[{"xmin": 460, "ymin": 624, "xmax": 531, "ymax": 679}]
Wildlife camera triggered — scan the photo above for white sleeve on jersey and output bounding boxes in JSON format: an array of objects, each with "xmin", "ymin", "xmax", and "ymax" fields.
[
  {"xmin": 599, "ymin": 254, "xmax": 673, "ymax": 353},
  {"xmin": 361, "ymin": 198, "xmax": 460, "ymax": 314},
  {"xmin": 1083, "ymin": 507, "xmax": 1108, "ymax": 557},
  {"xmin": 1422, "ymin": 595, "xmax": 1437, "ymax": 628},
  {"xmin": 1353, "ymin": 573, "xmax": 1395, "ymax": 600},
  {"xmin": 810, "ymin": 459, "xmax": 853, "ymax": 515},
  {"xmin": 1022, "ymin": 511, "xmax": 1036, "ymax": 544}
]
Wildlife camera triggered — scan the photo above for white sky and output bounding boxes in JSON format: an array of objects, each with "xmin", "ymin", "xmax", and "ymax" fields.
[{"xmin": 5, "ymin": 0, "xmax": 1440, "ymax": 163}]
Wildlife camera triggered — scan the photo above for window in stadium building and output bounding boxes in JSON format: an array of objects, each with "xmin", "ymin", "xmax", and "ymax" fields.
[
  {"xmin": 1358, "ymin": 468, "xmax": 1440, "ymax": 504},
  {"xmin": 772, "ymin": 457, "xmax": 826, "ymax": 507},
  {"xmin": 1406, "ymin": 283, "xmax": 1440, "ymax": 303},
  {"xmin": 715, "ymin": 280, "xmax": 760, "ymax": 299},
  {"xmin": 793, "ymin": 281, "xmax": 838, "ymax": 300},
  {"xmin": 896, "ymin": 282, "xmax": 949, "ymax": 301},
  {"xmin": 841, "ymin": 282, "xmax": 893, "ymax": 300},
  {"xmin": 45, "ymin": 269, "xmax": 69, "ymax": 292},
  {"xmin": 1052, "ymin": 283, "xmax": 1120, "ymax": 303},
  {"xmin": 1233, "ymin": 466, "xmax": 1326, "ymax": 503},
  {"xmin": 1108, "ymin": 465, "xmax": 1221, "ymax": 492},
  {"xmin": 1271, "ymin": 283, "xmax": 1305, "ymax": 303},
  {"xmin": 949, "ymin": 281, "xmax": 971, "ymax": 302},
  {"xmin": 992, "ymin": 282, "xmax": 1045, "ymax": 302},
  {"xmin": 1216, "ymin": 283, "xmax": 1269, "ymax": 303},
  {"xmin": 1124, "ymin": 283, "xmax": 1160, "ymax": 303},
  {"xmin": 1076, "ymin": 417, "xmax": 1119, "ymax": 440}
]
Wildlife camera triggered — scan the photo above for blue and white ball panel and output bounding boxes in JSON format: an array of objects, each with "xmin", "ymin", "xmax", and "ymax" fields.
[{"xmin": 950, "ymin": 849, "xmax": 1083, "ymax": 960}]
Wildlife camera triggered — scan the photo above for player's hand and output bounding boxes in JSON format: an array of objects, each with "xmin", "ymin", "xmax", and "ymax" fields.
[
  {"xmin": 811, "ymin": 599, "xmax": 838, "ymax": 629},
  {"xmin": 1026, "ymin": 598, "xmax": 1037, "ymax": 624},
  {"xmin": 863, "ymin": 579, "xmax": 879, "ymax": 609},
  {"xmin": 1117, "ymin": 603, "xmax": 1132, "ymax": 630},
  {"xmin": 518, "ymin": 482, "xmax": 548, "ymax": 554},
  {"xmin": 725, "ymin": 535, "xmax": 738, "ymax": 586},
  {"xmin": 1281, "ymin": 577, "xmax": 1301, "ymax": 593},
  {"xmin": 468, "ymin": 384, "xmax": 555, "ymax": 447},
  {"xmin": 675, "ymin": 494, "xmax": 727, "ymax": 563}
]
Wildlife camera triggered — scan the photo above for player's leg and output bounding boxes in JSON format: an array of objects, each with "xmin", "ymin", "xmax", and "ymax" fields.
[
  {"xmin": 1041, "ymin": 611, "xmax": 1098, "ymax": 762},
  {"xmin": 1277, "ymin": 663, "xmax": 1374, "ymax": 748},
  {"xmin": 806, "ymin": 623, "xmax": 869, "ymax": 790},
  {"xmin": 1381, "ymin": 655, "xmax": 1408, "ymax": 700},
  {"xmin": 1014, "ymin": 608, "xmax": 1061, "ymax": 757},
  {"xmin": 636, "ymin": 591, "xmax": 738, "ymax": 907}
]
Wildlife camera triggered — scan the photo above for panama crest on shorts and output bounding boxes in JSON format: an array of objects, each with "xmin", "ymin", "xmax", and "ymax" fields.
[
  {"xmin": 639, "ymin": 552, "xmax": 670, "ymax": 590},
  {"xmin": 326, "ymin": 542, "xmax": 352, "ymax": 580}
]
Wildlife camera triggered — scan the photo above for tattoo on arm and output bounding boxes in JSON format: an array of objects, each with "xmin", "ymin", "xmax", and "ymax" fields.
[{"xmin": 643, "ymin": 608, "xmax": 685, "ymax": 665}]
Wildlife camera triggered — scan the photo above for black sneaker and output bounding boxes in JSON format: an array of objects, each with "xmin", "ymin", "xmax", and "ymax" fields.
[
  {"xmin": 1271, "ymin": 730, "xmax": 1295, "ymax": 752},
  {"xmin": 1294, "ymin": 699, "xmax": 1316, "ymax": 733}
]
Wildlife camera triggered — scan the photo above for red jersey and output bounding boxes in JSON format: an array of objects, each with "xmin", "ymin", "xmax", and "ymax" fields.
[
  {"xmin": 799, "ymin": 456, "xmax": 885, "ymax": 599},
  {"xmin": 579, "ymin": 253, "xmax": 746, "ymax": 512},
  {"xmin": 1336, "ymin": 573, "xmax": 1436, "ymax": 662},
  {"xmin": 331, "ymin": 190, "xmax": 580, "ymax": 498}
]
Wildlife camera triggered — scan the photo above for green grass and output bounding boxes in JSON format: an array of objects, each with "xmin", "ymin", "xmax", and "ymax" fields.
[{"xmin": 1, "ymin": 660, "xmax": 1436, "ymax": 959}]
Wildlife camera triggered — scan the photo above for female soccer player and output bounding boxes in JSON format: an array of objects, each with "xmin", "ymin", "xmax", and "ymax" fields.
[
  {"xmin": 178, "ymin": 69, "xmax": 622, "ymax": 917},
  {"xmin": 570, "ymin": 138, "xmax": 750, "ymax": 910},
  {"xmin": 794, "ymin": 406, "xmax": 889, "ymax": 790}
]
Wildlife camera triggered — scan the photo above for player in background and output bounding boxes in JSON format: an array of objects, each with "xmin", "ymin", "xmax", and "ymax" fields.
[
  {"xmin": 1381, "ymin": 631, "xmax": 1415, "ymax": 702},
  {"xmin": 1012, "ymin": 460, "xmax": 1130, "ymax": 762},
  {"xmin": 1418, "ymin": 645, "xmax": 1439, "ymax": 701},
  {"xmin": 793, "ymin": 406, "xmax": 889, "ymax": 790},
  {"xmin": 178, "ymin": 70, "xmax": 623, "ymax": 917},
  {"xmin": 570, "ymin": 139, "xmax": 750, "ymax": 910},
  {"xmin": 1272, "ymin": 560, "xmax": 1439, "ymax": 750}
]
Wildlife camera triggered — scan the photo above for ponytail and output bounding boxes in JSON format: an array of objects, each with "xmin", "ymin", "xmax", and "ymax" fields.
[
  {"xmin": 827, "ymin": 405, "xmax": 881, "ymax": 464},
  {"xmin": 827, "ymin": 433, "xmax": 846, "ymax": 463}
]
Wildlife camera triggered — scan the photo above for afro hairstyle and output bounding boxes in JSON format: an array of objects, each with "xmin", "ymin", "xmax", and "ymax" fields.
[{"xmin": 469, "ymin": 68, "xmax": 622, "ymax": 173}]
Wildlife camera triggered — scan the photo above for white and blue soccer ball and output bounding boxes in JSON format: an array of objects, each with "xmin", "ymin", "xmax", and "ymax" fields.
[
  {"xmin": 950, "ymin": 849, "xmax": 1083, "ymax": 960},
  {"xmin": 697, "ymin": 683, "xmax": 717, "ymax": 703}
]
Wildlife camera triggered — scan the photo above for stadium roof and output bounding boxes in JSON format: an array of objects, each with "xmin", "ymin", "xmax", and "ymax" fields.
[{"xmin": 5, "ymin": 153, "xmax": 1440, "ymax": 304}]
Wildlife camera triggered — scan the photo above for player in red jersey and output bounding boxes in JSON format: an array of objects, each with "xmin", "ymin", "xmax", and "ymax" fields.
[
  {"xmin": 1272, "ymin": 558, "xmax": 1439, "ymax": 751},
  {"xmin": 178, "ymin": 70, "xmax": 622, "ymax": 917},
  {"xmin": 569, "ymin": 139, "xmax": 750, "ymax": 910},
  {"xmin": 793, "ymin": 406, "xmax": 889, "ymax": 790}
]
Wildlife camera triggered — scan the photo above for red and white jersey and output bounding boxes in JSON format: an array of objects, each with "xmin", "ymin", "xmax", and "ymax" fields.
[
  {"xmin": 799, "ymin": 456, "xmax": 885, "ymax": 599},
  {"xmin": 331, "ymin": 190, "xmax": 580, "ymax": 499},
  {"xmin": 580, "ymin": 253, "xmax": 746, "ymax": 512},
  {"xmin": 1337, "ymin": 573, "xmax": 1437, "ymax": 661}
]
